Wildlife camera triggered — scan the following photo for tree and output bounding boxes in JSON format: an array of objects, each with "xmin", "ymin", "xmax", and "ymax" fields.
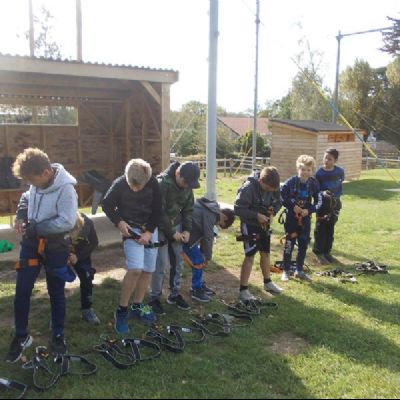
[
  {"xmin": 260, "ymin": 94, "xmax": 292, "ymax": 119},
  {"xmin": 381, "ymin": 17, "xmax": 400, "ymax": 56},
  {"xmin": 237, "ymin": 131, "xmax": 270, "ymax": 157}
]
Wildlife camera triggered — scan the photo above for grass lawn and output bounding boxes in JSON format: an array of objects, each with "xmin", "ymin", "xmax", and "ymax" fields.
[{"xmin": 0, "ymin": 169, "xmax": 399, "ymax": 398}]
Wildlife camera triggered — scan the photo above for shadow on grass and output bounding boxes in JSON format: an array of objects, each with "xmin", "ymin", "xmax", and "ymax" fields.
[
  {"xmin": 309, "ymin": 279, "xmax": 400, "ymax": 325},
  {"xmin": 344, "ymin": 179, "xmax": 400, "ymax": 200},
  {"xmin": 0, "ymin": 271, "xmax": 313, "ymax": 399}
]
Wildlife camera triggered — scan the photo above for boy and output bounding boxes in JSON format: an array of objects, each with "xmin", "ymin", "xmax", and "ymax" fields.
[
  {"xmin": 234, "ymin": 166, "xmax": 283, "ymax": 301},
  {"xmin": 313, "ymin": 148, "xmax": 345, "ymax": 263},
  {"xmin": 102, "ymin": 159, "xmax": 161, "ymax": 334},
  {"xmin": 149, "ymin": 161, "xmax": 200, "ymax": 314},
  {"xmin": 183, "ymin": 198, "xmax": 236, "ymax": 302},
  {"xmin": 68, "ymin": 211, "xmax": 100, "ymax": 325},
  {"xmin": 6, "ymin": 148, "xmax": 78, "ymax": 362},
  {"xmin": 280, "ymin": 155, "xmax": 320, "ymax": 282}
]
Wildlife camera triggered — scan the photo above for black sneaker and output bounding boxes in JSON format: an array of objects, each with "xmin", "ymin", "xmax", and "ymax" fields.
[
  {"xmin": 167, "ymin": 294, "xmax": 191, "ymax": 311},
  {"xmin": 191, "ymin": 289, "xmax": 211, "ymax": 303},
  {"xmin": 148, "ymin": 298, "xmax": 166, "ymax": 315},
  {"xmin": 51, "ymin": 334, "xmax": 67, "ymax": 356},
  {"xmin": 201, "ymin": 282, "xmax": 216, "ymax": 296},
  {"xmin": 6, "ymin": 335, "xmax": 33, "ymax": 363},
  {"xmin": 324, "ymin": 254, "xmax": 337, "ymax": 263}
]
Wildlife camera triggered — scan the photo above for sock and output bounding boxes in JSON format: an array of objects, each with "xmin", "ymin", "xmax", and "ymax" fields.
[
  {"xmin": 117, "ymin": 305, "xmax": 128, "ymax": 313},
  {"xmin": 239, "ymin": 285, "xmax": 248, "ymax": 292},
  {"xmin": 264, "ymin": 278, "xmax": 272, "ymax": 284}
]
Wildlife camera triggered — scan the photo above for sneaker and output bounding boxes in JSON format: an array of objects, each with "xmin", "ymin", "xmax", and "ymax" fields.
[
  {"xmin": 82, "ymin": 308, "xmax": 100, "ymax": 325},
  {"xmin": 191, "ymin": 289, "xmax": 211, "ymax": 303},
  {"xmin": 167, "ymin": 294, "xmax": 191, "ymax": 310},
  {"xmin": 148, "ymin": 298, "xmax": 166, "ymax": 315},
  {"xmin": 5, "ymin": 335, "xmax": 33, "ymax": 363},
  {"xmin": 129, "ymin": 304, "xmax": 157, "ymax": 324},
  {"xmin": 264, "ymin": 281, "xmax": 283, "ymax": 294},
  {"xmin": 201, "ymin": 282, "xmax": 216, "ymax": 296},
  {"xmin": 51, "ymin": 334, "xmax": 67, "ymax": 355},
  {"xmin": 239, "ymin": 289, "xmax": 256, "ymax": 302},
  {"xmin": 281, "ymin": 271, "xmax": 290, "ymax": 282},
  {"xmin": 313, "ymin": 251, "xmax": 329, "ymax": 265},
  {"xmin": 294, "ymin": 270, "xmax": 312, "ymax": 282},
  {"xmin": 324, "ymin": 254, "xmax": 337, "ymax": 263},
  {"xmin": 114, "ymin": 309, "xmax": 129, "ymax": 334}
]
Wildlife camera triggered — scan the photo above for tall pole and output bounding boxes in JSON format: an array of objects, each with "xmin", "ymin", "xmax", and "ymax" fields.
[
  {"xmin": 332, "ymin": 26, "xmax": 391, "ymax": 124},
  {"xmin": 252, "ymin": 0, "xmax": 260, "ymax": 170},
  {"xmin": 28, "ymin": 0, "xmax": 34, "ymax": 56},
  {"xmin": 76, "ymin": 0, "xmax": 82, "ymax": 61},
  {"xmin": 332, "ymin": 31, "xmax": 341, "ymax": 124},
  {"xmin": 205, "ymin": 0, "xmax": 219, "ymax": 201}
]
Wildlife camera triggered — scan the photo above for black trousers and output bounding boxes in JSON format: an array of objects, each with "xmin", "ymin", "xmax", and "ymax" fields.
[
  {"xmin": 313, "ymin": 219, "xmax": 337, "ymax": 255},
  {"xmin": 73, "ymin": 258, "xmax": 95, "ymax": 310}
]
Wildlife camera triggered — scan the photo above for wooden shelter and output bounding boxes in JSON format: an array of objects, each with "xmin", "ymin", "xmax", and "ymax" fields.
[
  {"xmin": 270, "ymin": 119, "xmax": 364, "ymax": 181},
  {"xmin": 0, "ymin": 54, "xmax": 178, "ymax": 217}
]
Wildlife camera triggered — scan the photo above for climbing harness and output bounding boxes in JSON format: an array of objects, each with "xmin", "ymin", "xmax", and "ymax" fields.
[
  {"xmin": 126, "ymin": 228, "xmax": 166, "ymax": 248},
  {"xmin": 191, "ymin": 313, "xmax": 231, "ymax": 337},
  {"xmin": 145, "ymin": 325, "xmax": 185, "ymax": 353},
  {"xmin": 0, "ymin": 377, "xmax": 28, "ymax": 399},
  {"xmin": 354, "ymin": 260, "xmax": 389, "ymax": 275}
]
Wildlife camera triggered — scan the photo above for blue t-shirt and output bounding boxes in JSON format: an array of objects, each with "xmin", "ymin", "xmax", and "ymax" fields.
[{"xmin": 316, "ymin": 166, "xmax": 345, "ymax": 198}]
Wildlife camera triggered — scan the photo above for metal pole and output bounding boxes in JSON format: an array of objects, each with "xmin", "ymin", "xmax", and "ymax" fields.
[
  {"xmin": 28, "ymin": 0, "xmax": 34, "ymax": 56},
  {"xmin": 252, "ymin": 0, "xmax": 260, "ymax": 170},
  {"xmin": 205, "ymin": 0, "xmax": 219, "ymax": 201},
  {"xmin": 332, "ymin": 31, "xmax": 341, "ymax": 124},
  {"xmin": 76, "ymin": 0, "xmax": 82, "ymax": 61}
]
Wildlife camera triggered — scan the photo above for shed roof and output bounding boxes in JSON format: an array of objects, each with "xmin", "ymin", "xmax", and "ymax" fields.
[{"xmin": 270, "ymin": 119, "xmax": 351, "ymax": 133}]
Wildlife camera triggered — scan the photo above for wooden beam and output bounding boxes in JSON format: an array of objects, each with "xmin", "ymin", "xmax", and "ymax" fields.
[
  {"xmin": 143, "ymin": 95, "xmax": 161, "ymax": 135},
  {"xmin": 0, "ymin": 54, "xmax": 179, "ymax": 84},
  {"xmin": 160, "ymin": 83, "xmax": 170, "ymax": 170},
  {"xmin": 140, "ymin": 81, "xmax": 161, "ymax": 104},
  {"xmin": 79, "ymin": 102, "xmax": 109, "ymax": 135}
]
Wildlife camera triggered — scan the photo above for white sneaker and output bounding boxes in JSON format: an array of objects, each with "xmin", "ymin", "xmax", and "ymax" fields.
[
  {"xmin": 239, "ymin": 289, "xmax": 256, "ymax": 302},
  {"xmin": 281, "ymin": 271, "xmax": 290, "ymax": 282},
  {"xmin": 264, "ymin": 281, "xmax": 283, "ymax": 294}
]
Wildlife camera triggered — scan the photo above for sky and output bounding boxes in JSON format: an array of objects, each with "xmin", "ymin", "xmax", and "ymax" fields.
[{"xmin": 0, "ymin": 0, "xmax": 398, "ymax": 113}]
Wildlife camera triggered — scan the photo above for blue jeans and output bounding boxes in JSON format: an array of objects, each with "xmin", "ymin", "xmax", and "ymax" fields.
[
  {"xmin": 14, "ymin": 240, "xmax": 68, "ymax": 337},
  {"xmin": 182, "ymin": 243, "xmax": 205, "ymax": 290}
]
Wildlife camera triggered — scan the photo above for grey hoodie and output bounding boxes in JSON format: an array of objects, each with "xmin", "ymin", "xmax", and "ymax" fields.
[
  {"xmin": 187, "ymin": 198, "xmax": 220, "ymax": 261},
  {"xmin": 17, "ymin": 163, "xmax": 78, "ymax": 236}
]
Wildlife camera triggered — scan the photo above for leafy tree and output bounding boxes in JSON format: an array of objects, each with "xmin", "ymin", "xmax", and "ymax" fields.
[
  {"xmin": 237, "ymin": 131, "xmax": 270, "ymax": 157},
  {"xmin": 381, "ymin": 17, "xmax": 400, "ymax": 56},
  {"xmin": 260, "ymin": 94, "xmax": 292, "ymax": 119}
]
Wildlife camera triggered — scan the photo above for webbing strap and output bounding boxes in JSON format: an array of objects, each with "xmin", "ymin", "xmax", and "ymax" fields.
[{"xmin": 0, "ymin": 377, "xmax": 28, "ymax": 399}]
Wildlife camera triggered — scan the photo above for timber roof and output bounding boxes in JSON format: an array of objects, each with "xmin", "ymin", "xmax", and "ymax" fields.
[{"xmin": 270, "ymin": 119, "xmax": 352, "ymax": 132}]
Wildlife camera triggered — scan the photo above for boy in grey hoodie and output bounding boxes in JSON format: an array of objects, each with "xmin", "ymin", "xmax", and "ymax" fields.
[
  {"xmin": 234, "ymin": 166, "xmax": 283, "ymax": 301},
  {"xmin": 6, "ymin": 148, "xmax": 78, "ymax": 363},
  {"xmin": 182, "ymin": 198, "xmax": 235, "ymax": 302}
]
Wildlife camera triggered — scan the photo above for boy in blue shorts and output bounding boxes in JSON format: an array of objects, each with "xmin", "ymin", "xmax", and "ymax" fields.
[
  {"xmin": 313, "ymin": 148, "xmax": 345, "ymax": 264},
  {"xmin": 102, "ymin": 159, "xmax": 162, "ymax": 334}
]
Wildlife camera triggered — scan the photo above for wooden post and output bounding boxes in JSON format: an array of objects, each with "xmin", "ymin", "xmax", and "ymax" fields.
[
  {"xmin": 229, "ymin": 158, "xmax": 232, "ymax": 177},
  {"xmin": 224, "ymin": 158, "xmax": 226, "ymax": 177}
]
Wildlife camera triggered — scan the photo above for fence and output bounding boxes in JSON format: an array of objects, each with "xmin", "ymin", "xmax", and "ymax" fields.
[
  {"xmin": 171, "ymin": 156, "xmax": 271, "ymax": 177},
  {"xmin": 362, "ymin": 157, "xmax": 400, "ymax": 170}
]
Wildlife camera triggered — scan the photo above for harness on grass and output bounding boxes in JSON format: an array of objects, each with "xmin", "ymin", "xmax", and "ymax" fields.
[
  {"xmin": 0, "ymin": 377, "xmax": 28, "ymax": 399},
  {"xmin": 93, "ymin": 337, "xmax": 137, "ymax": 369},
  {"xmin": 22, "ymin": 346, "xmax": 97, "ymax": 391},
  {"xmin": 165, "ymin": 325, "xmax": 207, "ymax": 344},
  {"xmin": 191, "ymin": 313, "xmax": 231, "ymax": 337},
  {"xmin": 120, "ymin": 338, "xmax": 161, "ymax": 362},
  {"xmin": 354, "ymin": 260, "xmax": 389, "ymax": 275},
  {"xmin": 145, "ymin": 325, "xmax": 185, "ymax": 353},
  {"xmin": 271, "ymin": 260, "xmax": 311, "ymax": 274}
]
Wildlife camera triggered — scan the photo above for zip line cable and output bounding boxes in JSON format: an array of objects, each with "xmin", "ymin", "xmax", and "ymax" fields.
[{"xmin": 235, "ymin": 0, "xmax": 399, "ymax": 184}]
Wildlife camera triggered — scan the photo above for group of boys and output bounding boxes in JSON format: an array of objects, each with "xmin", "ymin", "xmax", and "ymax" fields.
[{"xmin": 4, "ymin": 146, "xmax": 343, "ymax": 363}]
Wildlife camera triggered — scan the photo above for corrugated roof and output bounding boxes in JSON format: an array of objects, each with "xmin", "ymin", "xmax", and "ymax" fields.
[
  {"xmin": 218, "ymin": 117, "xmax": 270, "ymax": 136},
  {"xmin": 270, "ymin": 119, "xmax": 351, "ymax": 132},
  {"xmin": 0, "ymin": 52, "xmax": 177, "ymax": 73}
]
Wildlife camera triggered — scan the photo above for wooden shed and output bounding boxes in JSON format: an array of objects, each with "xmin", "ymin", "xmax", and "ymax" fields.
[
  {"xmin": 0, "ymin": 54, "xmax": 178, "ymax": 217},
  {"xmin": 270, "ymin": 119, "xmax": 364, "ymax": 181}
]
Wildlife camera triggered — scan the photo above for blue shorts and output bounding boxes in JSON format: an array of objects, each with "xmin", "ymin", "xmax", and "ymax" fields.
[{"xmin": 123, "ymin": 228, "xmax": 159, "ymax": 272}]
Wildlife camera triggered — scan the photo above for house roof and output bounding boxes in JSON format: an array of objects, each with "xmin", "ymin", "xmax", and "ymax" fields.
[
  {"xmin": 0, "ymin": 53, "xmax": 179, "ymax": 84},
  {"xmin": 270, "ymin": 119, "xmax": 352, "ymax": 132},
  {"xmin": 218, "ymin": 117, "xmax": 270, "ymax": 136}
]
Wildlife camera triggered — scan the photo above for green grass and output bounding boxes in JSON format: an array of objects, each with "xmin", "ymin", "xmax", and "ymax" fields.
[{"xmin": 0, "ymin": 169, "xmax": 399, "ymax": 398}]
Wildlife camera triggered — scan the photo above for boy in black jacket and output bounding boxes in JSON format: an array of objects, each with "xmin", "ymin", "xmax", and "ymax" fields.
[
  {"xmin": 234, "ymin": 166, "xmax": 283, "ymax": 301},
  {"xmin": 68, "ymin": 212, "xmax": 100, "ymax": 325}
]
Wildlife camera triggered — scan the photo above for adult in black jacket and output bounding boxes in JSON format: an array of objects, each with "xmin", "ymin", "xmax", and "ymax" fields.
[{"xmin": 69, "ymin": 212, "xmax": 100, "ymax": 325}]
